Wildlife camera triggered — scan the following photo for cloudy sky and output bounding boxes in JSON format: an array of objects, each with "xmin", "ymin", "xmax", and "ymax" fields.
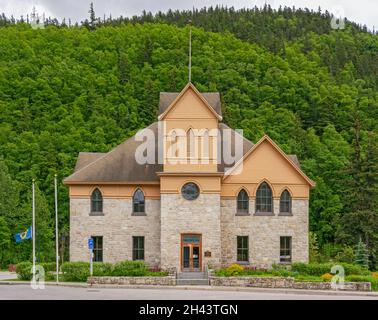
[{"xmin": 0, "ymin": 0, "xmax": 376, "ymax": 30}]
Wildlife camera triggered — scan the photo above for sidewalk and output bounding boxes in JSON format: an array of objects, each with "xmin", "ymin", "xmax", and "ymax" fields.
[
  {"xmin": 1, "ymin": 279, "xmax": 377, "ymax": 297},
  {"xmin": 0, "ymin": 272, "xmax": 17, "ymax": 281}
]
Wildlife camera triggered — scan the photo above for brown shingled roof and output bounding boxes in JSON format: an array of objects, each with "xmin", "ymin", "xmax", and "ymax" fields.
[
  {"xmin": 159, "ymin": 92, "xmax": 222, "ymax": 117},
  {"xmin": 64, "ymin": 122, "xmax": 163, "ymax": 184},
  {"xmin": 64, "ymin": 122, "xmax": 268, "ymax": 184}
]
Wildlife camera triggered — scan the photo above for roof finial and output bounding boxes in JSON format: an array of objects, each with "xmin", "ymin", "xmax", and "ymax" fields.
[{"xmin": 188, "ymin": 20, "xmax": 192, "ymax": 83}]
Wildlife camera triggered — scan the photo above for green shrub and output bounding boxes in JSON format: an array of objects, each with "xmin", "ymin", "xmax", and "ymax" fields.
[
  {"xmin": 16, "ymin": 262, "xmax": 33, "ymax": 280},
  {"xmin": 112, "ymin": 260, "xmax": 148, "ymax": 276},
  {"xmin": 40, "ymin": 262, "xmax": 56, "ymax": 272},
  {"xmin": 291, "ymin": 262, "xmax": 369, "ymax": 276},
  {"xmin": 61, "ymin": 262, "xmax": 113, "ymax": 282}
]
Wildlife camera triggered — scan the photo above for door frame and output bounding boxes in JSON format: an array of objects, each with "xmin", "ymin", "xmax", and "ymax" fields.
[{"xmin": 180, "ymin": 233, "xmax": 202, "ymax": 272}]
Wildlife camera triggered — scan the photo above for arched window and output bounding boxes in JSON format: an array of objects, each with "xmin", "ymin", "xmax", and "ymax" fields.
[
  {"xmin": 255, "ymin": 182, "xmax": 273, "ymax": 213},
  {"xmin": 133, "ymin": 188, "xmax": 145, "ymax": 214},
  {"xmin": 91, "ymin": 188, "xmax": 103, "ymax": 213},
  {"xmin": 237, "ymin": 189, "xmax": 249, "ymax": 214},
  {"xmin": 280, "ymin": 190, "xmax": 292, "ymax": 214},
  {"xmin": 171, "ymin": 130, "xmax": 178, "ymax": 157}
]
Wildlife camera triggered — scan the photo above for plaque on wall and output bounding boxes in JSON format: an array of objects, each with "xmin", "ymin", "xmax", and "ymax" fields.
[{"xmin": 204, "ymin": 251, "xmax": 211, "ymax": 257}]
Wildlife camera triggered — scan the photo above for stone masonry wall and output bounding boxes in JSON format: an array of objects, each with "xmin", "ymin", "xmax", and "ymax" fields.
[
  {"xmin": 209, "ymin": 276, "xmax": 371, "ymax": 291},
  {"xmin": 70, "ymin": 198, "xmax": 161, "ymax": 266},
  {"xmin": 160, "ymin": 193, "xmax": 221, "ymax": 271},
  {"xmin": 220, "ymin": 199, "xmax": 309, "ymax": 268},
  {"xmin": 88, "ymin": 276, "xmax": 176, "ymax": 286}
]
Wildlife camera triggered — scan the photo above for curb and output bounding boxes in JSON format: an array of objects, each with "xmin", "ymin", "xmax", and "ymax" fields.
[{"xmin": 1, "ymin": 281, "xmax": 378, "ymax": 297}]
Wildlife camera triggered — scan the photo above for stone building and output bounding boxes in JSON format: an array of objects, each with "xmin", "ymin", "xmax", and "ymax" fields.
[{"xmin": 64, "ymin": 82, "xmax": 315, "ymax": 272}]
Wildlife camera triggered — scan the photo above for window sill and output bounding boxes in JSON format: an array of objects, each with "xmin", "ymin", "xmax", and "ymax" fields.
[
  {"xmin": 235, "ymin": 212, "xmax": 250, "ymax": 216},
  {"xmin": 253, "ymin": 212, "xmax": 274, "ymax": 216},
  {"xmin": 278, "ymin": 212, "xmax": 293, "ymax": 216},
  {"xmin": 89, "ymin": 212, "xmax": 104, "ymax": 216},
  {"xmin": 236, "ymin": 261, "xmax": 250, "ymax": 265},
  {"xmin": 132, "ymin": 212, "xmax": 147, "ymax": 216}
]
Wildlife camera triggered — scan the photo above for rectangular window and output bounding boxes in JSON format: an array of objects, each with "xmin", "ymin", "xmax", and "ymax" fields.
[
  {"xmin": 237, "ymin": 236, "xmax": 249, "ymax": 262},
  {"xmin": 92, "ymin": 236, "xmax": 103, "ymax": 262},
  {"xmin": 133, "ymin": 236, "xmax": 145, "ymax": 261},
  {"xmin": 280, "ymin": 236, "xmax": 292, "ymax": 263}
]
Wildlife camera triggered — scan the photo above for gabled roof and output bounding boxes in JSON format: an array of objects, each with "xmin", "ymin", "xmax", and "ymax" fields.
[
  {"xmin": 65, "ymin": 125, "xmax": 306, "ymax": 185},
  {"xmin": 158, "ymin": 82, "xmax": 222, "ymax": 121},
  {"xmin": 223, "ymin": 135, "xmax": 315, "ymax": 187},
  {"xmin": 64, "ymin": 122, "xmax": 163, "ymax": 184},
  {"xmin": 159, "ymin": 92, "xmax": 222, "ymax": 117},
  {"xmin": 74, "ymin": 152, "xmax": 106, "ymax": 172}
]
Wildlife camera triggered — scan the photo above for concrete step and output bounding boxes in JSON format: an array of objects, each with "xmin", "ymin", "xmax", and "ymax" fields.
[
  {"xmin": 177, "ymin": 272, "xmax": 206, "ymax": 279},
  {"xmin": 176, "ymin": 279, "xmax": 209, "ymax": 286}
]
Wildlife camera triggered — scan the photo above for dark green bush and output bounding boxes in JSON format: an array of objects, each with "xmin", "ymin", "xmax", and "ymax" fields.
[
  {"xmin": 16, "ymin": 262, "xmax": 33, "ymax": 280},
  {"xmin": 112, "ymin": 260, "xmax": 148, "ymax": 276},
  {"xmin": 291, "ymin": 262, "xmax": 370, "ymax": 276},
  {"xmin": 40, "ymin": 262, "xmax": 56, "ymax": 272},
  {"xmin": 61, "ymin": 262, "xmax": 113, "ymax": 282},
  {"xmin": 16, "ymin": 261, "xmax": 59, "ymax": 281}
]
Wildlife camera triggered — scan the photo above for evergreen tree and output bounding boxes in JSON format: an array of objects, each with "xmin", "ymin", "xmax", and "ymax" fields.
[
  {"xmin": 0, "ymin": 217, "xmax": 11, "ymax": 268},
  {"xmin": 354, "ymin": 238, "xmax": 369, "ymax": 269}
]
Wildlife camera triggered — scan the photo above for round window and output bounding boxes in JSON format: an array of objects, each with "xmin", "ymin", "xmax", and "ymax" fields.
[{"xmin": 181, "ymin": 183, "xmax": 200, "ymax": 200}]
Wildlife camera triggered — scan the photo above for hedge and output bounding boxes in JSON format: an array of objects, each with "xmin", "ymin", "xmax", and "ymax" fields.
[
  {"xmin": 291, "ymin": 262, "xmax": 370, "ymax": 276},
  {"xmin": 61, "ymin": 262, "xmax": 113, "ymax": 282},
  {"xmin": 16, "ymin": 262, "xmax": 58, "ymax": 281},
  {"xmin": 16, "ymin": 262, "xmax": 33, "ymax": 280}
]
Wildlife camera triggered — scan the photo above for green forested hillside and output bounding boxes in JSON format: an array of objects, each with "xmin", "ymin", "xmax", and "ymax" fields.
[{"xmin": 0, "ymin": 7, "xmax": 377, "ymax": 268}]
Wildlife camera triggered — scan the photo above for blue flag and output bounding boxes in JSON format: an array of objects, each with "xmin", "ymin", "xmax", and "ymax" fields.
[{"xmin": 15, "ymin": 226, "xmax": 32, "ymax": 243}]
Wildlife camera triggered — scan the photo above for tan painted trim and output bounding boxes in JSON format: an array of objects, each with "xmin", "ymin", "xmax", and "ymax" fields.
[
  {"xmin": 157, "ymin": 172, "xmax": 224, "ymax": 177},
  {"xmin": 220, "ymin": 196, "xmax": 309, "ymax": 200},
  {"xmin": 277, "ymin": 186, "xmax": 293, "ymax": 197},
  {"xmin": 64, "ymin": 181, "xmax": 160, "ymax": 185},
  {"xmin": 223, "ymin": 135, "xmax": 316, "ymax": 187},
  {"xmin": 235, "ymin": 186, "xmax": 250, "ymax": 197},
  {"xmin": 253, "ymin": 179, "xmax": 275, "ymax": 197},
  {"xmin": 158, "ymin": 82, "xmax": 222, "ymax": 121},
  {"xmin": 70, "ymin": 195, "xmax": 161, "ymax": 200}
]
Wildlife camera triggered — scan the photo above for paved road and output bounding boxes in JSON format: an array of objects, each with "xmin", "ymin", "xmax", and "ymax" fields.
[{"xmin": 0, "ymin": 285, "xmax": 377, "ymax": 300}]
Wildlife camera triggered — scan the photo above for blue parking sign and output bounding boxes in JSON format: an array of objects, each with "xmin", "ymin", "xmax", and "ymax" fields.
[{"xmin": 88, "ymin": 238, "xmax": 94, "ymax": 250}]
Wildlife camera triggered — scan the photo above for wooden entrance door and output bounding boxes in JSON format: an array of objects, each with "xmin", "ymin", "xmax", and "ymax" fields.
[{"xmin": 181, "ymin": 234, "xmax": 202, "ymax": 271}]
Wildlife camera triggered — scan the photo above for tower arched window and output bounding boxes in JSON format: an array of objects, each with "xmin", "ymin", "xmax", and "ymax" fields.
[
  {"xmin": 91, "ymin": 188, "xmax": 103, "ymax": 213},
  {"xmin": 133, "ymin": 188, "xmax": 145, "ymax": 214},
  {"xmin": 186, "ymin": 128, "xmax": 196, "ymax": 158},
  {"xmin": 237, "ymin": 189, "xmax": 249, "ymax": 214},
  {"xmin": 255, "ymin": 182, "xmax": 273, "ymax": 214}
]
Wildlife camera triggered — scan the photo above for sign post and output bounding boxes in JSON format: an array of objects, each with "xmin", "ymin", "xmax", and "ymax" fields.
[{"xmin": 88, "ymin": 238, "xmax": 94, "ymax": 276}]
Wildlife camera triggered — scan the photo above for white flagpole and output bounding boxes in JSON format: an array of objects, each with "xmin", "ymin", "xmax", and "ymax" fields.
[
  {"xmin": 32, "ymin": 179, "xmax": 36, "ymax": 277},
  {"xmin": 54, "ymin": 174, "xmax": 59, "ymax": 283},
  {"xmin": 188, "ymin": 20, "xmax": 192, "ymax": 83}
]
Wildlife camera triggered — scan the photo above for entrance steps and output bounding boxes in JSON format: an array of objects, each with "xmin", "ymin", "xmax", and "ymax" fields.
[{"xmin": 176, "ymin": 272, "xmax": 209, "ymax": 286}]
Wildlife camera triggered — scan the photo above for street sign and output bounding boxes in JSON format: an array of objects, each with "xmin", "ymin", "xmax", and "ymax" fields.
[
  {"xmin": 88, "ymin": 238, "xmax": 94, "ymax": 250},
  {"xmin": 88, "ymin": 238, "xmax": 94, "ymax": 277}
]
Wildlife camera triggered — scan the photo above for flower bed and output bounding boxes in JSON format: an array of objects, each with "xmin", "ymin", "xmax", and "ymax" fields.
[{"xmin": 210, "ymin": 263, "xmax": 374, "ymax": 291}]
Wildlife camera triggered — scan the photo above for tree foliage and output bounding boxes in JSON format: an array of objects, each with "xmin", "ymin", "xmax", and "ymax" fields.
[{"xmin": 0, "ymin": 6, "xmax": 377, "ymax": 268}]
